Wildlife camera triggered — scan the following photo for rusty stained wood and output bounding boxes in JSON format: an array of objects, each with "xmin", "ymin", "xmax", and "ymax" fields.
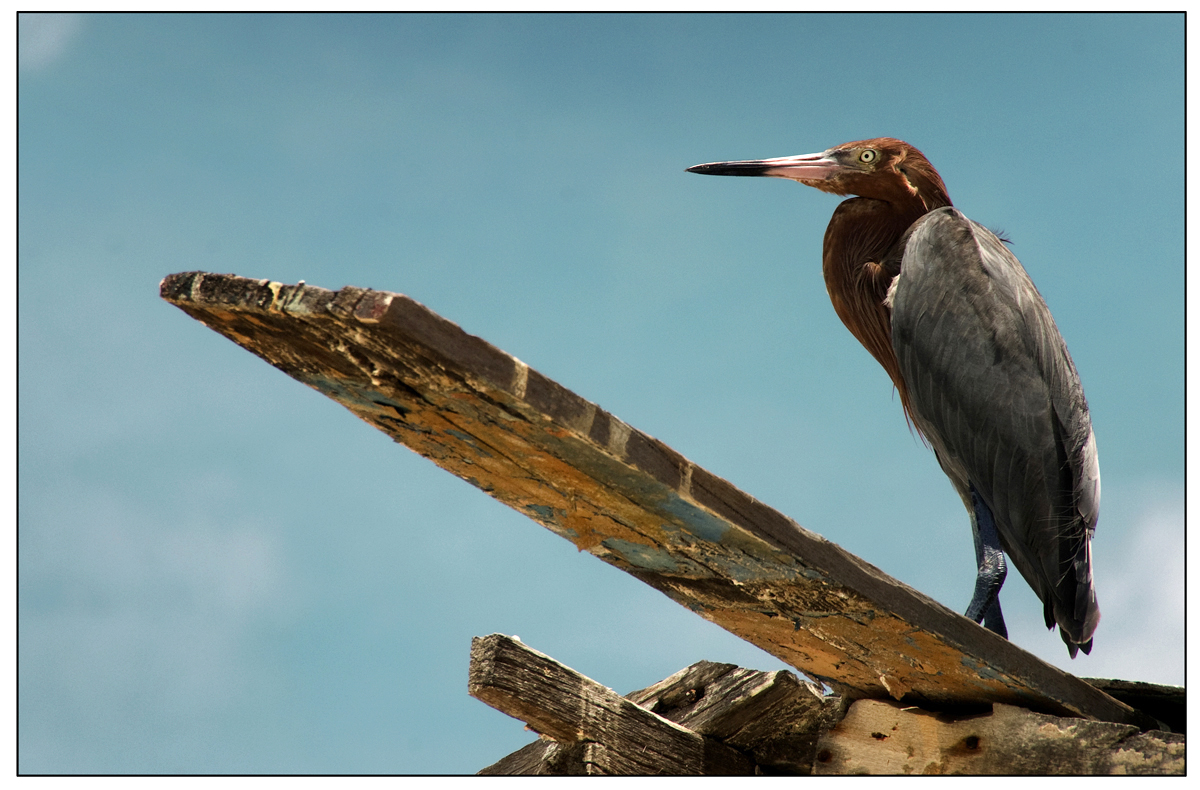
[
  {"xmin": 469, "ymin": 634, "xmax": 753, "ymax": 775},
  {"xmin": 160, "ymin": 271, "xmax": 1146, "ymax": 727},
  {"xmin": 814, "ymin": 698, "xmax": 1184, "ymax": 775}
]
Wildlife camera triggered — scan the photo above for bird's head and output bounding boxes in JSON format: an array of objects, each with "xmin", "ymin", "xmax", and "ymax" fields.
[{"xmin": 688, "ymin": 137, "xmax": 951, "ymax": 213}]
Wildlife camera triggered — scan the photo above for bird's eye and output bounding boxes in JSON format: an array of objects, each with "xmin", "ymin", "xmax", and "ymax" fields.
[{"xmin": 859, "ymin": 149, "xmax": 878, "ymax": 164}]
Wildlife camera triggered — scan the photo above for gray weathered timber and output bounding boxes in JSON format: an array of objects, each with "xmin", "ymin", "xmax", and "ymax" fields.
[
  {"xmin": 626, "ymin": 660, "xmax": 845, "ymax": 773},
  {"xmin": 469, "ymin": 634, "xmax": 754, "ymax": 775},
  {"xmin": 814, "ymin": 698, "xmax": 1184, "ymax": 775},
  {"xmin": 480, "ymin": 652, "xmax": 843, "ymax": 775},
  {"xmin": 160, "ymin": 271, "xmax": 1146, "ymax": 726}
]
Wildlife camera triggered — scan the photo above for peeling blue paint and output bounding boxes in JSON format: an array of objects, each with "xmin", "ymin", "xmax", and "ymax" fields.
[
  {"xmin": 673, "ymin": 540, "xmax": 811, "ymax": 585},
  {"xmin": 543, "ymin": 524, "xmax": 579, "ymax": 541},
  {"xmin": 960, "ymin": 655, "xmax": 1005, "ymax": 681},
  {"xmin": 657, "ymin": 494, "xmax": 729, "ymax": 543},
  {"xmin": 304, "ymin": 375, "xmax": 384, "ymax": 410},
  {"xmin": 522, "ymin": 505, "xmax": 578, "ymax": 539},
  {"xmin": 525, "ymin": 504, "xmax": 558, "ymax": 522},
  {"xmin": 601, "ymin": 538, "xmax": 686, "ymax": 575},
  {"xmin": 444, "ymin": 428, "xmax": 493, "ymax": 457},
  {"xmin": 302, "ymin": 375, "xmax": 416, "ymax": 424},
  {"xmin": 704, "ymin": 553, "xmax": 786, "ymax": 584}
]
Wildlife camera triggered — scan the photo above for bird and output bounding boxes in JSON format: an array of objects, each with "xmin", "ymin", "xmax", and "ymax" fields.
[{"xmin": 687, "ymin": 138, "xmax": 1100, "ymax": 658}]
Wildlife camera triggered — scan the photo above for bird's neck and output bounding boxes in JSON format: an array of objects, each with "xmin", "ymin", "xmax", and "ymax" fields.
[{"xmin": 822, "ymin": 197, "xmax": 925, "ymax": 417}]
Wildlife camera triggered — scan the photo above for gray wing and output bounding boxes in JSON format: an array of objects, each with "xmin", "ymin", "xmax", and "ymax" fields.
[{"xmin": 890, "ymin": 207, "xmax": 1100, "ymax": 647}]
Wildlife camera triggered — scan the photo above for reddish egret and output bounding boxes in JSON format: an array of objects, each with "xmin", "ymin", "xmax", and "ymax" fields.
[{"xmin": 688, "ymin": 138, "xmax": 1099, "ymax": 657}]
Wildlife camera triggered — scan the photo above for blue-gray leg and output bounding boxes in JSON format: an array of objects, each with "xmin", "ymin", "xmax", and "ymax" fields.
[{"xmin": 965, "ymin": 485, "xmax": 1008, "ymax": 638}]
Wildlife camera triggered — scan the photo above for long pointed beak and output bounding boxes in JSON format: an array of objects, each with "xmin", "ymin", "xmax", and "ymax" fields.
[{"xmin": 686, "ymin": 150, "xmax": 841, "ymax": 182}]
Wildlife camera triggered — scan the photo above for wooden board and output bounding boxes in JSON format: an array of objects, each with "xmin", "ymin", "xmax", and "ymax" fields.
[
  {"xmin": 160, "ymin": 271, "xmax": 1148, "ymax": 727},
  {"xmin": 469, "ymin": 634, "xmax": 753, "ymax": 775},
  {"xmin": 814, "ymin": 698, "xmax": 1184, "ymax": 775}
]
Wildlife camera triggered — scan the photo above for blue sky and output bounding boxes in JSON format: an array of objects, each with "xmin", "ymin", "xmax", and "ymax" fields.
[{"xmin": 19, "ymin": 13, "xmax": 1183, "ymax": 774}]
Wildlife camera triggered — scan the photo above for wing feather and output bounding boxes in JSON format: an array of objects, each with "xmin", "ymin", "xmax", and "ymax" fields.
[{"xmin": 890, "ymin": 207, "xmax": 1100, "ymax": 646}]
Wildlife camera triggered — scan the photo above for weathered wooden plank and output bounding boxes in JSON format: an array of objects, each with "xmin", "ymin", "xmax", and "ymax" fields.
[
  {"xmin": 814, "ymin": 698, "xmax": 1184, "ymax": 775},
  {"xmin": 468, "ymin": 634, "xmax": 753, "ymax": 775},
  {"xmin": 626, "ymin": 661, "xmax": 845, "ymax": 773},
  {"xmin": 160, "ymin": 271, "xmax": 1148, "ymax": 727},
  {"xmin": 482, "ymin": 656, "xmax": 842, "ymax": 775}
]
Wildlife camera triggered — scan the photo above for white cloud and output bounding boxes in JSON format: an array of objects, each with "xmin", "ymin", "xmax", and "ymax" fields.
[
  {"xmin": 1089, "ymin": 486, "xmax": 1184, "ymax": 683},
  {"xmin": 18, "ymin": 13, "xmax": 83, "ymax": 72},
  {"xmin": 1010, "ymin": 481, "xmax": 1184, "ymax": 686}
]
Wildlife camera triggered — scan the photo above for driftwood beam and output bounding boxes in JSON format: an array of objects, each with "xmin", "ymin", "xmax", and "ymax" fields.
[
  {"xmin": 161, "ymin": 271, "xmax": 1148, "ymax": 727},
  {"xmin": 468, "ymin": 634, "xmax": 753, "ymax": 775}
]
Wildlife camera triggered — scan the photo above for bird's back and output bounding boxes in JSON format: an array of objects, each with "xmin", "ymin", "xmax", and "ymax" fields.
[{"xmin": 889, "ymin": 207, "xmax": 1100, "ymax": 652}]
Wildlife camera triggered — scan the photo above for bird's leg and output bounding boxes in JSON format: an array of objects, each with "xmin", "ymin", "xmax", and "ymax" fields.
[
  {"xmin": 964, "ymin": 485, "xmax": 1008, "ymax": 638},
  {"xmin": 980, "ymin": 588, "xmax": 1006, "ymax": 638}
]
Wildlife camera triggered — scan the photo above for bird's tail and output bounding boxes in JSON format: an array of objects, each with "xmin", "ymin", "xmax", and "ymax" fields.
[{"xmin": 1046, "ymin": 537, "xmax": 1100, "ymax": 658}]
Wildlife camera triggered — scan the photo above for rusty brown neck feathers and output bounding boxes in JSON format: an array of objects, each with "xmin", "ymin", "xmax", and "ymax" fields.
[{"xmin": 819, "ymin": 140, "xmax": 951, "ymax": 423}]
